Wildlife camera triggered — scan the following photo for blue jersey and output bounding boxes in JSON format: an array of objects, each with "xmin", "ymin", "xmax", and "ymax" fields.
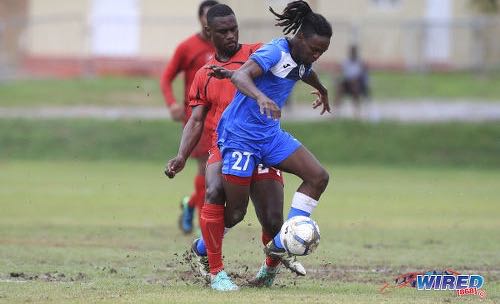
[{"xmin": 217, "ymin": 37, "xmax": 312, "ymax": 143}]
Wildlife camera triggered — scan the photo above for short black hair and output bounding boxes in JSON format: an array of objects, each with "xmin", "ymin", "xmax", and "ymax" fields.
[
  {"xmin": 207, "ymin": 4, "xmax": 235, "ymax": 26},
  {"xmin": 198, "ymin": 0, "xmax": 219, "ymax": 18},
  {"xmin": 269, "ymin": 0, "xmax": 332, "ymax": 38}
]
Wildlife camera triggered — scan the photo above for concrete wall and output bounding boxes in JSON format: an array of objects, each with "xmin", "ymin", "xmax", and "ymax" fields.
[
  {"xmin": 18, "ymin": 0, "xmax": 500, "ymax": 70},
  {"xmin": 0, "ymin": 0, "xmax": 28, "ymax": 73},
  {"xmin": 28, "ymin": 0, "xmax": 88, "ymax": 56}
]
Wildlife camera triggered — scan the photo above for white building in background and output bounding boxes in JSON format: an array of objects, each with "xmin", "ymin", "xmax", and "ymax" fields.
[
  {"xmin": 1, "ymin": 0, "xmax": 499, "ymax": 76},
  {"xmin": 90, "ymin": 0, "xmax": 140, "ymax": 56}
]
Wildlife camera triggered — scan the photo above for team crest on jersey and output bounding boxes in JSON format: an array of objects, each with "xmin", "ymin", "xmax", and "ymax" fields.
[
  {"xmin": 270, "ymin": 51, "xmax": 310, "ymax": 81},
  {"xmin": 299, "ymin": 64, "xmax": 306, "ymax": 78}
]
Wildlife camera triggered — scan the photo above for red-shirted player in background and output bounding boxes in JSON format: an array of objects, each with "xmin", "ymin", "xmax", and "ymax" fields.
[{"xmin": 160, "ymin": 0, "xmax": 219, "ymax": 234}]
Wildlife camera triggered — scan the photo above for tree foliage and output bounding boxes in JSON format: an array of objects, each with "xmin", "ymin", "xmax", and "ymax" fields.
[{"xmin": 470, "ymin": 0, "xmax": 499, "ymax": 13}]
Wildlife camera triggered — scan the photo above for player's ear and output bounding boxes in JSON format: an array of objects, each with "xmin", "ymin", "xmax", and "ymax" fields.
[
  {"xmin": 296, "ymin": 31, "xmax": 305, "ymax": 41},
  {"xmin": 205, "ymin": 25, "xmax": 212, "ymax": 39}
]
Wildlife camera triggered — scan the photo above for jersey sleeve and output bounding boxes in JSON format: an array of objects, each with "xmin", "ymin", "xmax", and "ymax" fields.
[
  {"xmin": 160, "ymin": 42, "xmax": 186, "ymax": 107},
  {"xmin": 188, "ymin": 67, "xmax": 211, "ymax": 109},
  {"xmin": 249, "ymin": 42, "xmax": 282, "ymax": 73}
]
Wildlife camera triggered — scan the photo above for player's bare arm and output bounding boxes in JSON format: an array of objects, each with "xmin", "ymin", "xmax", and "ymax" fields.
[
  {"xmin": 231, "ymin": 60, "xmax": 281, "ymax": 119},
  {"xmin": 169, "ymin": 103, "xmax": 185, "ymax": 122},
  {"xmin": 206, "ymin": 65, "xmax": 234, "ymax": 79},
  {"xmin": 165, "ymin": 105, "xmax": 209, "ymax": 178},
  {"xmin": 161, "ymin": 45, "xmax": 186, "ymax": 122},
  {"xmin": 207, "ymin": 62, "xmax": 280, "ymax": 119},
  {"xmin": 301, "ymin": 70, "xmax": 331, "ymax": 115}
]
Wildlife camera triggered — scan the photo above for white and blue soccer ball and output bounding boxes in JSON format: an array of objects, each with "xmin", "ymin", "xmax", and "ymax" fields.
[{"xmin": 279, "ymin": 216, "xmax": 320, "ymax": 256}]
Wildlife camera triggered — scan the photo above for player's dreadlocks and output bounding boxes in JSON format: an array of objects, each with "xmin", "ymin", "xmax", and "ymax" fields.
[
  {"xmin": 198, "ymin": 0, "xmax": 219, "ymax": 18},
  {"xmin": 269, "ymin": 0, "xmax": 332, "ymax": 38}
]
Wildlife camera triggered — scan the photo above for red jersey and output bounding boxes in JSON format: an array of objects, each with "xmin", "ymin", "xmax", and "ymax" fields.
[
  {"xmin": 189, "ymin": 43, "xmax": 262, "ymax": 147},
  {"xmin": 160, "ymin": 33, "xmax": 214, "ymax": 120}
]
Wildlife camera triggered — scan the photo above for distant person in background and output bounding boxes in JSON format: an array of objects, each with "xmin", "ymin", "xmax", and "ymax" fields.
[
  {"xmin": 160, "ymin": 0, "xmax": 219, "ymax": 234},
  {"xmin": 333, "ymin": 44, "xmax": 370, "ymax": 119}
]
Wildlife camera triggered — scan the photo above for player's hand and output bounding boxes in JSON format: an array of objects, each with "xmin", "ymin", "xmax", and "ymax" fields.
[
  {"xmin": 311, "ymin": 90, "xmax": 331, "ymax": 115},
  {"xmin": 206, "ymin": 65, "xmax": 233, "ymax": 79},
  {"xmin": 164, "ymin": 156, "xmax": 186, "ymax": 178},
  {"xmin": 169, "ymin": 103, "xmax": 185, "ymax": 122},
  {"xmin": 256, "ymin": 96, "xmax": 281, "ymax": 120}
]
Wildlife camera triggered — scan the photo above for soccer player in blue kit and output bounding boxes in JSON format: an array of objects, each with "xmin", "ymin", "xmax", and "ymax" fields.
[{"xmin": 207, "ymin": 0, "xmax": 332, "ymax": 286}]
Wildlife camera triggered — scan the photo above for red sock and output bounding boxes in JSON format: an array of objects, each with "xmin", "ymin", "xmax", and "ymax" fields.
[
  {"xmin": 200, "ymin": 203, "xmax": 225, "ymax": 274},
  {"xmin": 188, "ymin": 174, "xmax": 205, "ymax": 209},
  {"xmin": 262, "ymin": 230, "xmax": 281, "ymax": 268}
]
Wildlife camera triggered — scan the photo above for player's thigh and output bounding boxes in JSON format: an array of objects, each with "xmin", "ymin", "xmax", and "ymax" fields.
[
  {"xmin": 222, "ymin": 176, "xmax": 251, "ymax": 227},
  {"xmin": 205, "ymin": 153, "xmax": 224, "ymax": 204},
  {"xmin": 220, "ymin": 145, "xmax": 257, "ymax": 208},
  {"xmin": 250, "ymin": 167, "xmax": 284, "ymax": 233},
  {"xmin": 276, "ymin": 145, "xmax": 325, "ymax": 182},
  {"xmin": 195, "ymin": 153, "xmax": 209, "ymax": 176},
  {"xmin": 220, "ymin": 145, "xmax": 259, "ymax": 223}
]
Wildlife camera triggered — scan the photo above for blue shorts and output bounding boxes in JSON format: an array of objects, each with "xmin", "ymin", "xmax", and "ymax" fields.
[{"xmin": 220, "ymin": 129, "xmax": 301, "ymax": 177}]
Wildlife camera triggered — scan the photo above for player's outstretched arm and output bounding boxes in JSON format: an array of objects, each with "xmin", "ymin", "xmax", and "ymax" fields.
[
  {"xmin": 231, "ymin": 60, "xmax": 281, "ymax": 119},
  {"xmin": 160, "ymin": 45, "xmax": 185, "ymax": 121},
  {"xmin": 165, "ymin": 105, "xmax": 208, "ymax": 178},
  {"xmin": 302, "ymin": 70, "xmax": 331, "ymax": 115},
  {"xmin": 206, "ymin": 65, "xmax": 234, "ymax": 79}
]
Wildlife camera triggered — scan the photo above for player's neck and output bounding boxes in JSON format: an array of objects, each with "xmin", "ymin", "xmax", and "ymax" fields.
[
  {"xmin": 215, "ymin": 44, "xmax": 241, "ymax": 63},
  {"xmin": 198, "ymin": 31, "xmax": 210, "ymax": 42},
  {"xmin": 287, "ymin": 37, "xmax": 302, "ymax": 64}
]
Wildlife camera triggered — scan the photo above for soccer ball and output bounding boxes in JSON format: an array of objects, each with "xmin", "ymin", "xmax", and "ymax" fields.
[{"xmin": 279, "ymin": 216, "xmax": 320, "ymax": 256}]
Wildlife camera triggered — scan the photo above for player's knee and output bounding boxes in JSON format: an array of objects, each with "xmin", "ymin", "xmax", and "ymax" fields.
[
  {"xmin": 205, "ymin": 181, "xmax": 224, "ymax": 203},
  {"xmin": 312, "ymin": 168, "xmax": 329, "ymax": 193},
  {"xmin": 225, "ymin": 209, "xmax": 247, "ymax": 228}
]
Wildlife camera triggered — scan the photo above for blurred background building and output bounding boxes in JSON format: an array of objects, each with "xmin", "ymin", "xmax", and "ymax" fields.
[{"xmin": 1, "ymin": 0, "xmax": 499, "ymax": 78}]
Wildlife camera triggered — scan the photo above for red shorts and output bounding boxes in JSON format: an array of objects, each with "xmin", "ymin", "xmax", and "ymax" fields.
[{"xmin": 208, "ymin": 146, "xmax": 284, "ymax": 185}]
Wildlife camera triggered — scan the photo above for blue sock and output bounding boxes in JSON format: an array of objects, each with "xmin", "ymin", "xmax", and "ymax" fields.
[
  {"xmin": 287, "ymin": 207, "xmax": 310, "ymax": 219},
  {"xmin": 196, "ymin": 238, "xmax": 207, "ymax": 256},
  {"xmin": 273, "ymin": 233, "xmax": 284, "ymax": 249},
  {"xmin": 273, "ymin": 208, "xmax": 312, "ymax": 249}
]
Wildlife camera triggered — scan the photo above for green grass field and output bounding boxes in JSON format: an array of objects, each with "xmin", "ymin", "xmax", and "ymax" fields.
[
  {"xmin": 1, "ymin": 71, "xmax": 500, "ymax": 107},
  {"xmin": 1, "ymin": 119, "xmax": 499, "ymax": 168},
  {"xmin": 0, "ymin": 117, "xmax": 499, "ymax": 303},
  {"xmin": 0, "ymin": 160, "xmax": 499, "ymax": 303}
]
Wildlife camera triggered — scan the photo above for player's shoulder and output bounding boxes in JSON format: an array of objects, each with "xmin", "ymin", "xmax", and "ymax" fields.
[
  {"xmin": 236, "ymin": 43, "xmax": 263, "ymax": 59},
  {"xmin": 176, "ymin": 34, "xmax": 202, "ymax": 50},
  {"xmin": 243, "ymin": 42, "xmax": 263, "ymax": 52},
  {"xmin": 252, "ymin": 37, "xmax": 288, "ymax": 59},
  {"xmin": 263, "ymin": 37, "xmax": 288, "ymax": 52},
  {"xmin": 193, "ymin": 57, "xmax": 217, "ymax": 83}
]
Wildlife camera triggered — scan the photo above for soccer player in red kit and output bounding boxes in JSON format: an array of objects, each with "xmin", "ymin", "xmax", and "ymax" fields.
[
  {"xmin": 165, "ymin": 4, "xmax": 303, "ymax": 291},
  {"xmin": 160, "ymin": 0, "xmax": 219, "ymax": 234}
]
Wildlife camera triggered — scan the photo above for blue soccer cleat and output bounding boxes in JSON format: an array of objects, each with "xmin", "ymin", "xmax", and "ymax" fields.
[
  {"xmin": 178, "ymin": 196, "xmax": 194, "ymax": 234},
  {"xmin": 210, "ymin": 271, "xmax": 239, "ymax": 291},
  {"xmin": 249, "ymin": 263, "xmax": 279, "ymax": 287}
]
